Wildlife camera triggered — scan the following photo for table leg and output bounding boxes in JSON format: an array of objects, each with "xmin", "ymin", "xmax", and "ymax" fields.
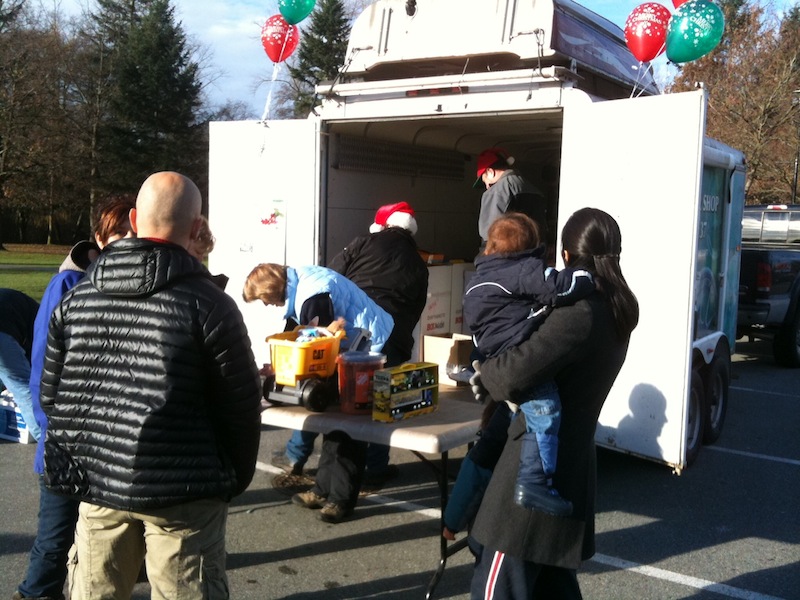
[{"xmin": 410, "ymin": 450, "xmax": 471, "ymax": 600}]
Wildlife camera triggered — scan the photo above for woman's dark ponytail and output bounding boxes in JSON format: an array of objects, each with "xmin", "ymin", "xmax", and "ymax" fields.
[{"xmin": 561, "ymin": 208, "xmax": 639, "ymax": 339}]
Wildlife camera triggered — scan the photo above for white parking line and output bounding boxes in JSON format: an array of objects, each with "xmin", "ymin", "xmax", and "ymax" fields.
[
  {"xmin": 704, "ymin": 446, "xmax": 800, "ymax": 467},
  {"xmin": 256, "ymin": 461, "xmax": 784, "ymax": 599},
  {"xmin": 591, "ymin": 554, "xmax": 787, "ymax": 600},
  {"xmin": 360, "ymin": 492, "xmax": 441, "ymax": 519},
  {"xmin": 730, "ymin": 385, "xmax": 799, "ymax": 400}
]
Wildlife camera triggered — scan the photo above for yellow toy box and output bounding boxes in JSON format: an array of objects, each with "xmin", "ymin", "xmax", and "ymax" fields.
[
  {"xmin": 266, "ymin": 328, "xmax": 345, "ymax": 387},
  {"xmin": 372, "ymin": 362, "xmax": 439, "ymax": 423}
]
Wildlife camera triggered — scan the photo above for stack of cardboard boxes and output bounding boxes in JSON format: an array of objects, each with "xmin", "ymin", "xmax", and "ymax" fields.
[{"xmin": 412, "ymin": 262, "xmax": 476, "ymax": 388}]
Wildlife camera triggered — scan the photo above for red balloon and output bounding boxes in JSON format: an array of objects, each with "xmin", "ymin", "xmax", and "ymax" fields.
[
  {"xmin": 672, "ymin": 0, "xmax": 690, "ymax": 7},
  {"xmin": 261, "ymin": 15, "xmax": 299, "ymax": 63},
  {"xmin": 624, "ymin": 2, "xmax": 672, "ymax": 63}
]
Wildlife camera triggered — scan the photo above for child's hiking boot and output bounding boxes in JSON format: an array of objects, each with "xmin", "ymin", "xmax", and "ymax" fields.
[
  {"xmin": 515, "ymin": 432, "xmax": 572, "ymax": 516},
  {"xmin": 514, "ymin": 482, "xmax": 572, "ymax": 516}
]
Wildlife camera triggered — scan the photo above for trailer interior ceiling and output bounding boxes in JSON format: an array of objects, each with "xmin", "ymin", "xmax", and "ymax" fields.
[{"xmin": 325, "ymin": 109, "xmax": 565, "ymax": 164}]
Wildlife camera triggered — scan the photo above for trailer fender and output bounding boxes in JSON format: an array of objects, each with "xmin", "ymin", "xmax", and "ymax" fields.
[{"xmin": 692, "ymin": 331, "xmax": 726, "ymax": 367}]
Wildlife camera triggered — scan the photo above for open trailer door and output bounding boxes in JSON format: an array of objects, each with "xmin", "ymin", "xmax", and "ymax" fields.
[
  {"xmin": 558, "ymin": 88, "xmax": 708, "ymax": 470},
  {"xmin": 208, "ymin": 119, "xmax": 322, "ymax": 366}
]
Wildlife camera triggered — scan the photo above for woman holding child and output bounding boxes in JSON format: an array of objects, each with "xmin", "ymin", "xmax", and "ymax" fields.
[{"xmin": 468, "ymin": 207, "xmax": 639, "ymax": 599}]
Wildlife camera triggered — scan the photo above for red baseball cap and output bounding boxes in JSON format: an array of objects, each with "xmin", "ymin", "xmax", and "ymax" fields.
[{"xmin": 473, "ymin": 148, "xmax": 510, "ymax": 188}]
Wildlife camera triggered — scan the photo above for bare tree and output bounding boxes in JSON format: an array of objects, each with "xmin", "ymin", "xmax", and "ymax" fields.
[
  {"xmin": 0, "ymin": 2, "xmax": 85, "ymax": 243},
  {"xmin": 668, "ymin": 1, "xmax": 800, "ymax": 204}
]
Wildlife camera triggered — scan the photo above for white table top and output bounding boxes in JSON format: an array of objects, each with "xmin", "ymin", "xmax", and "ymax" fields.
[{"xmin": 260, "ymin": 387, "xmax": 483, "ymax": 455}]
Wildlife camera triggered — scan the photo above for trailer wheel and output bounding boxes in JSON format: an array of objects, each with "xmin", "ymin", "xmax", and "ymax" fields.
[
  {"xmin": 773, "ymin": 306, "xmax": 800, "ymax": 368},
  {"xmin": 702, "ymin": 347, "xmax": 730, "ymax": 445},
  {"xmin": 686, "ymin": 371, "xmax": 705, "ymax": 466},
  {"xmin": 300, "ymin": 378, "xmax": 331, "ymax": 413}
]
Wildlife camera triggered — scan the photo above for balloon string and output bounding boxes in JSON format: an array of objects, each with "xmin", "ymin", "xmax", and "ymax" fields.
[
  {"xmin": 260, "ymin": 62, "xmax": 282, "ymax": 122},
  {"xmin": 630, "ymin": 61, "xmax": 644, "ymax": 99},
  {"xmin": 260, "ymin": 29, "xmax": 291, "ymax": 122}
]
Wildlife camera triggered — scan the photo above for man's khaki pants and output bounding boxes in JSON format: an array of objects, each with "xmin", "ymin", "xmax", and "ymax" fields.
[{"xmin": 68, "ymin": 498, "xmax": 229, "ymax": 600}]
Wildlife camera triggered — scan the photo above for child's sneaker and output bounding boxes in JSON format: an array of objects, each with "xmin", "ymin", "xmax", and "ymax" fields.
[
  {"xmin": 271, "ymin": 452, "xmax": 304, "ymax": 475},
  {"xmin": 514, "ymin": 483, "xmax": 572, "ymax": 516}
]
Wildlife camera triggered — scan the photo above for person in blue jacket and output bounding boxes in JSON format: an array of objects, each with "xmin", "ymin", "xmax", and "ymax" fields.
[
  {"xmin": 243, "ymin": 262, "xmax": 394, "ymax": 522},
  {"xmin": 242, "ymin": 262, "xmax": 394, "ymax": 354},
  {"xmin": 14, "ymin": 194, "xmax": 135, "ymax": 600},
  {"xmin": 0, "ymin": 288, "xmax": 39, "ymax": 441},
  {"xmin": 446, "ymin": 212, "xmax": 594, "ymax": 535},
  {"xmin": 270, "ymin": 203, "xmax": 428, "ymax": 489}
]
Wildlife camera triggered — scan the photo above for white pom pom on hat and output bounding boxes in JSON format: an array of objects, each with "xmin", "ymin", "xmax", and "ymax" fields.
[{"xmin": 369, "ymin": 201, "xmax": 418, "ymax": 235}]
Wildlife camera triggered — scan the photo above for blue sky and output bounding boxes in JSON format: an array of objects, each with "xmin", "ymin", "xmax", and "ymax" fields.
[{"xmin": 56, "ymin": 0, "xmax": 798, "ymax": 117}]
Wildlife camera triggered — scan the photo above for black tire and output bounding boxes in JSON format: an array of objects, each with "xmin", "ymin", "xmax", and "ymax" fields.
[
  {"xmin": 773, "ymin": 306, "xmax": 800, "ymax": 368},
  {"xmin": 300, "ymin": 378, "xmax": 331, "ymax": 412},
  {"xmin": 262, "ymin": 375, "xmax": 276, "ymax": 400},
  {"xmin": 702, "ymin": 346, "xmax": 730, "ymax": 445},
  {"xmin": 686, "ymin": 370, "xmax": 705, "ymax": 467}
]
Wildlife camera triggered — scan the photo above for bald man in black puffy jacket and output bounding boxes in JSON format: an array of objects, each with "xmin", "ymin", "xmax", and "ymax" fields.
[{"xmin": 41, "ymin": 172, "xmax": 262, "ymax": 599}]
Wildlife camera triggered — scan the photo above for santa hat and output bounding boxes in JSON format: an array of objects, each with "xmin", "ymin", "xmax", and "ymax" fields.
[{"xmin": 370, "ymin": 202, "xmax": 418, "ymax": 235}]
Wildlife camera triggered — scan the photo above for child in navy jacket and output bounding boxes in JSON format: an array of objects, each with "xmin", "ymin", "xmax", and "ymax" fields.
[{"xmin": 460, "ymin": 212, "xmax": 593, "ymax": 519}]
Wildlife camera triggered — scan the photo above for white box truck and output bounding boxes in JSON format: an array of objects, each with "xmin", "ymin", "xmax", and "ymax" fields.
[{"xmin": 208, "ymin": 0, "xmax": 746, "ymax": 472}]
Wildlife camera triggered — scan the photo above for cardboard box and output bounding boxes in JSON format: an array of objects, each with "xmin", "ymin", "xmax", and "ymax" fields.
[
  {"xmin": 372, "ymin": 362, "xmax": 439, "ymax": 422},
  {"xmin": 420, "ymin": 264, "xmax": 452, "ymax": 338},
  {"xmin": 0, "ymin": 398, "xmax": 33, "ymax": 444},
  {"xmin": 423, "ymin": 333, "xmax": 475, "ymax": 387}
]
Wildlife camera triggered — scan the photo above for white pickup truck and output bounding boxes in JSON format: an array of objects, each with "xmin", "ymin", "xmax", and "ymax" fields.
[{"xmin": 208, "ymin": 0, "xmax": 746, "ymax": 471}]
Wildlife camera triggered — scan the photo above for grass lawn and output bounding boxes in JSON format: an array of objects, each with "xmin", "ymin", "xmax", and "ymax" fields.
[
  {"xmin": 0, "ymin": 244, "xmax": 70, "ymax": 301},
  {"xmin": 0, "ymin": 244, "xmax": 70, "ymax": 266},
  {"xmin": 0, "ymin": 271, "xmax": 55, "ymax": 301}
]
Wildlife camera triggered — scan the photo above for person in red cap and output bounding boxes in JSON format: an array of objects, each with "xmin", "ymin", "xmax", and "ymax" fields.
[
  {"xmin": 474, "ymin": 147, "xmax": 548, "ymax": 252},
  {"xmin": 288, "ymin": 201, "xmax": 429, "ymax": 522}
]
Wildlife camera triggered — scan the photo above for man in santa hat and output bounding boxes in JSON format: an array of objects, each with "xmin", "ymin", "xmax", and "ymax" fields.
[
  {"xmin": 334, "ymin": 201, "xmax": 427, "ymax": 369},
  {"xmin": 279, "ymin": 202, "xmax": 429, "ymax": 522}
]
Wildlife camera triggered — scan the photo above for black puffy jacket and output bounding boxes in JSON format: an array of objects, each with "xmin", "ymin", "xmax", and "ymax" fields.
[
  {"xmin": 41, "ymin": 238, "xmax": 262, "ymax": 510},
  {"xmin": 328, "ymin": 227, "xmax": 428, "ymax": 365}
]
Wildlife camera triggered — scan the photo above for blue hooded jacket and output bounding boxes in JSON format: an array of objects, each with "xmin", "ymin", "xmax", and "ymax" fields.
[{"xmin": 285, "ymin": 265, "xmax": 394, "ymax": 353}]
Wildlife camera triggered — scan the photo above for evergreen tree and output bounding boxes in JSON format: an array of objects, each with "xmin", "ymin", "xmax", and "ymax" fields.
[
  {"xmin": 79, "ymin": 0, "xmax": 157, "ymax": 202},
  {"xmin": 105, "ymin": 0, "xmax": 202, "ymax": 190},
  {"xmin": 287, "ymin": 0, "xmax": 350, "ymax": 118}
]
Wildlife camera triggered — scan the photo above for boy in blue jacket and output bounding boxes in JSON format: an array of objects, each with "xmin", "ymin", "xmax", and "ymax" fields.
[{"xmin": 448, "ymin": 212, "xmax": 593, "ymax": 532}]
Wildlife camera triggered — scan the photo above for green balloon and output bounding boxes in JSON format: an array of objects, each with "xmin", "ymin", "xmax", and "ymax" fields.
[
  {"xmin": 666, "ymin": 0, "xmax": 725, "ymax": 63},
  {"xmin": 279, "ymin": 0, "xmax": 316, "ymax": 25}
]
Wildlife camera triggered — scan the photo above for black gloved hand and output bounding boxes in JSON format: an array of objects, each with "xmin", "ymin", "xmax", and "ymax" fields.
[{"xmin": 469, "ymin": 359, "xmax": 492, "ymax": 404}]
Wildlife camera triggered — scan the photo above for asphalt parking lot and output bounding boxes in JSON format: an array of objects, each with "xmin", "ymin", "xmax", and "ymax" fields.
[{"xmin": 1, "ymin": 338, "xmax": 798, "ymax": 599}]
